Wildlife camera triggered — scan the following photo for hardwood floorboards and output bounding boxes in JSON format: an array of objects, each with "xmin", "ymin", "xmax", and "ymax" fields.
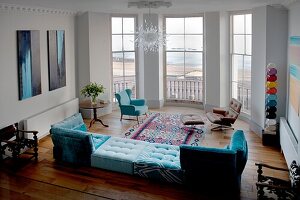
[{"xmin": 0, "ymin": 106, "xmax": 289, "ymax": 199}]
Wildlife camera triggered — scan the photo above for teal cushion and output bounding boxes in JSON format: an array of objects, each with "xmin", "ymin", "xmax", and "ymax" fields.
[
  {"xmin": 73, "ymin": 123, "xmax": 88, "ymax": 132},
  {"xmin": 115, "ymin": 90, "xmax": 131, "ymax": 105},
  {"xmin": 229, "ymin": 130, "xmax": 248, "ymax": 174},
  {"xmin": 134, "ymin": 143, "xmax": 183, "ymax": 184},
  {"xmin": 51, "ymin": 113, "xmax": 87, "ymax": 131},
  {"xmin": 90, "ymin": 134, "xmax": 111, "ymax": 152}
]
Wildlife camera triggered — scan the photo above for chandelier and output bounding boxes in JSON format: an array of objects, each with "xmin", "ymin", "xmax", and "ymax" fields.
[{"xmin": 128, "ymin": 1, "xmax": 172, "ymax": 53}]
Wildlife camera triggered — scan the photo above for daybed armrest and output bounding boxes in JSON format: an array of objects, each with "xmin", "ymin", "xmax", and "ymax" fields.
[
  {"xmin": 213, "ymin": 108, "xmax": 227, "ymax": 116},
  {"xmin": 180, "ymin": 145, "xmax": 239, "ymax": 190},
  {"xmin": 131, "ymin": 99, "xmax": 146, "ymax": 106}
]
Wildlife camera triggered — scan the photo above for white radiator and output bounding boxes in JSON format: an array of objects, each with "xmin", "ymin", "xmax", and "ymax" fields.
[
  {"xmin": 23, "ymin": 98, "xmax": 79, "ymax": 139},
  {"xmin": 280, "ymin": 117, "xmax": 298, "ymax": 166}
]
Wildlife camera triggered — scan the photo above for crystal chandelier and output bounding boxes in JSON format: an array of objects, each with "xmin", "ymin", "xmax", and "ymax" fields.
[{"xmin": 128, "ymin": 1, "xmax": 172, "ymax": 53}]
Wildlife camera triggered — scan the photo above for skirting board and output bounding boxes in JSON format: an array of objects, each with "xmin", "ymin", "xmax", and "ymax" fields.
[
  {"xmin": 147, "ymin": 99, "xmax": 164, "ymax": 109},
  {"xmin": 280, "ymin": 117, "xmax": 298, "ymax": 167},
  {"xmin": 23, "ymin": 98, "xmax": 79, "ymax": 139}
]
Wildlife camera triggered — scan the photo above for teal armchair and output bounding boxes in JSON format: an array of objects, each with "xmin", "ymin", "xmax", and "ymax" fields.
[{"xmin": 115, "ymin": 89, "xmax": 148, "ymax": 122}]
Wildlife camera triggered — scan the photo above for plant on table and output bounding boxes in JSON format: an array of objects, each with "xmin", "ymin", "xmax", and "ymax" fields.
[{"xmin": 80, "ymin": 82, "xmax": 104, "ymax": 104}]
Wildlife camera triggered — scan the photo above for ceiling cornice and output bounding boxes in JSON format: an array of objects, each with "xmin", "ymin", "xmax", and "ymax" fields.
[{"xmin": 0, "ymin": 3, "xmax": 78, "ymax": 15}]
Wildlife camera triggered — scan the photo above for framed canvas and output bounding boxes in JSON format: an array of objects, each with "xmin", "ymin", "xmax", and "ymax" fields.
[
  {"xmin": 17, "ymin": 30, "xmax": 41, "ymax": 100},
  {"xmin": 47, "ymin": 30, "xmax": 66, "ymax": 91}
]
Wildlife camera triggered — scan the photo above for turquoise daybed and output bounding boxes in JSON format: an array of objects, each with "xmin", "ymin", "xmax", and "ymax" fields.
[{"xmin": 50, "ymin": 113, "xmax": 248, "ymax": 193}]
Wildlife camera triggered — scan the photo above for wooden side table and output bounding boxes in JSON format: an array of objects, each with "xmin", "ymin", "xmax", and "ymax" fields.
[{"xmin": 79, "ymin": 100, "xmax": 109, "ymax": 128}]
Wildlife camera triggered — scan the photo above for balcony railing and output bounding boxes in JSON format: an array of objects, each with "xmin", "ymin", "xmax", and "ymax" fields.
[
  {"xmin": 113, "ymin": 77, "xmax": 136, "ymax": 102},
  {"xmin": 236, "ymin": 85, "xmax": 251, "ymax": 114},
  {"xmin": 166, "ymin": 77, "xmax": 203, "ymax": 102}
]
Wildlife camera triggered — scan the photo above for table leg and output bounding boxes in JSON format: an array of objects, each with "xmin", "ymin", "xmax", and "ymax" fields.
[{"xmin": 90, "ymin": 108, "xmax": 109, "ymax": 128}]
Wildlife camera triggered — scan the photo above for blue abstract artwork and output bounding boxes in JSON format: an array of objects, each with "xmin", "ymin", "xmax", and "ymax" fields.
[
  {"xmin": 47, "ymin": 30, "xmax": 66, "ymax": 91},
  {"xmin": 17, "ymin": 30, "xmax": 41, "ymax": 100}
]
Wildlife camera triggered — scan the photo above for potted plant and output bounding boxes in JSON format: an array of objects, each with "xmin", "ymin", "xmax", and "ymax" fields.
[{"xmin": 80, "ymin": 82, "xmax": 104, "ymax": 104}]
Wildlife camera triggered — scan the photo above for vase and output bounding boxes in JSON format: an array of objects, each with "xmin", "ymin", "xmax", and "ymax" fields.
[{"xmin": 91, "ymin": 96, "xmax": 97, "ymax": 105}]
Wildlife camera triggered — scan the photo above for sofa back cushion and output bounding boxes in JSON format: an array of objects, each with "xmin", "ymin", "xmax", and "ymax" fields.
[
  {"xmin": 51, "ymin": 113, "xmax": 87, "ymax": 131},
  {"xmin": 51, "ymin": 127, "xmax": 92, "ymax": 166},
  {"xmin": 229, "ymin": 130, "xmax": 248, "ymax": 174}
]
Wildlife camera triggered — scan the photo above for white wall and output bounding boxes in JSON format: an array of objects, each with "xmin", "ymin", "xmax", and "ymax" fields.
[
  {"xmin": 204, "ymin": 12, "xmax": 221, "ymax": 109},
  {"xmin": 251, "ymin": 5, "xmax": 288, "ymax": 134},
  {"xmin": 0, "ymin": 6, "xmax": 76, "ymax": 128},
  {"xmin": 143, "ymin": 13, "xmax": 164, "ymax": 108},
  {"xmin": 77, "ymin": 12, "xmax": 112, "ymax": 117},
  {"xmin": 219, "ymin": 11, "xmax": 230, "ymax": 108},
  {"xmin": 288, "ymin": 1, "xmax": 300, "ymax": 147},
  {"xmin": 252, "ymin": 6, "xmax": 267, "ymax": 133}
]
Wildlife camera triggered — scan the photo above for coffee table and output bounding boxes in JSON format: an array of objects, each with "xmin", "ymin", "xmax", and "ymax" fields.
[{"xmin": 79, "ymin": 100, "xmax": 109, "ymax": 128}]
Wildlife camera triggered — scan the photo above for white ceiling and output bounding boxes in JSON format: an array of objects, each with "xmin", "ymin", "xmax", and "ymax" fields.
[{"xmin": 0, "ymin": 0, "xmax": 293, "ymax": 14}]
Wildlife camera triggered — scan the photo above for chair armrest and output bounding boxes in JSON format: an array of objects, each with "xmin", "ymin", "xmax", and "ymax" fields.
[
  {"xmin": 131, "ymin": 99, "xmax": 146, "ymax": 106},
  {"xmin": 18, "ymin": 130, "xmax": 38, "ymax": 134},
  {"xmin": 213, "ymin": 108, "xmax": 227, "ymax": 116},
  {"xmin": 255, "ymin": 163, "xmax": 289, "ymax": 172}
]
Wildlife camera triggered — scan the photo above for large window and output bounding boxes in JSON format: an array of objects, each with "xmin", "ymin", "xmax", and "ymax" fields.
[
  {"xmin": 165, "ymin": 17, "xmax": 204, "ymax": 103},
  {"xmin": 231, "ymin": 14, "xmax": 252, "ymax": 114},
  {"xmin": 111, "ymin": 17, "xmax": 136, "ymax": 101}
]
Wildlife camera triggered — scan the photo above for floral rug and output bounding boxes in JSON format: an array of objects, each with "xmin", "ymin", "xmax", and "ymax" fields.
[{"xmin": 123, "ymin": 113, "xmax": 206, "ymax": 146}]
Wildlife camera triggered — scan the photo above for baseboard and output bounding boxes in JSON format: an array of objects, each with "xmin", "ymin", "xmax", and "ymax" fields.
[
  {"xmin": 250, "ymin": 120, "xmax": 263, "ymax": 137},
  {"xmin": 147, "ymin": 99, "xmax": 164, "ymax": 109}
]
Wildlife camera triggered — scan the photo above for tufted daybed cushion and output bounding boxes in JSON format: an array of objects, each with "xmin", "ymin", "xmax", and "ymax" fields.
[
  {"xmin": 134, "ymin": 143, "xmax": 183, "ymax": 184},
  {"xmin": 91, "ymin": 137, "xmax": 148, "ymax": 174}
]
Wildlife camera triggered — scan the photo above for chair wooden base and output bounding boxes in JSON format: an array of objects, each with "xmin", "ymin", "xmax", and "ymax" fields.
[{"xmin": 210, "ymin": 124, "xmax": 234, "ymax": 131}]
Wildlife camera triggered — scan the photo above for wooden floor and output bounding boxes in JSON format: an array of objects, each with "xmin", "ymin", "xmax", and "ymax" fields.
[{"xmin": 0, "ymin": 106, "xmax": 289, "ymax": 200}]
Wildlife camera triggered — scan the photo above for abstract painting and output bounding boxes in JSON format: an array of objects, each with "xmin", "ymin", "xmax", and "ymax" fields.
[
  {"xmin": 17, "ymin": 30, "xmax": 41, "ymax": 100},
  {"xmin": 47, "ymin": 30, "xmax": 66, "ymax": 91},
  {"xmin": 289, "ymin": 36, "xmax": 300, "ymax": 116}
]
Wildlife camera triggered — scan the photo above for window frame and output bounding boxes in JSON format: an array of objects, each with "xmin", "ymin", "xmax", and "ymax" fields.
[
  {"xmin": 229, "ymin": 11, "xmax": 252, "ymax": 114},
  {"xmin": 163, "ymin": 14, "xmax": 205, "ymax": 104},
  {"xmin": 110, "ymin": 15, "xmax": 138, "ymax": 104}
]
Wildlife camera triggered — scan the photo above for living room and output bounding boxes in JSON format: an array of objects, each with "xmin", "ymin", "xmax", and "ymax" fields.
[{"xmin": 0, "ymin": 0, "xmax": 299, "ymax": 199}]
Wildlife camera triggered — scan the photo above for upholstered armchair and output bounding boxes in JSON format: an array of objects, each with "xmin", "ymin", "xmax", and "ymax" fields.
[
  {"xmin": 115, "ymin": 89, "xmax": 148, "ymax": 122},
  {"xmin": 206, "ymin": 98, "xmax": 242, "ymax": 131}
]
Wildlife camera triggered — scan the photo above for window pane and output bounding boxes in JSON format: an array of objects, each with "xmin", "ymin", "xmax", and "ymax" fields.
[
  {"xmin": 124, "ymin": 52, "xmax": 135, "ymax": 77},
  {"xmin": 113, "ymin": 53, "xmax": 123, "ymax": 77},
  {"xmin": 166, "ymin": 52, "xmax": 184, "ymax": 77},
  {"xmin": 232, "ymin": 55, "xmax": 243, "ymax": 82},
  {"xmin": 245, "ymin": 14, "xmax": 252, "ymax": 34},
  {"xmin": 233, "ymin": 15, "xmax": 245, "ymax": 34},
  {"xmin": 233, "ymin": 35, "xmax": 245, "ymax": 54},
  {"xmin": 185, "ymin": 52, "xmax": 203, "ymax": 77},
  {"xmin": 244, "ymin": 55, "xmax": 251, "ymax": 89},
  {"xmin": 123, "ymin": 18, "xmax": 135, "ymax": 34},
  {"xmin": 185, "ymin": 35, "xmax": 203, "ymax": 51},
  {"xmin": 232, "ymin": 81, "xmax": 238, "ymax": 99},
  {"xmin": 166, "ymin": 18, "xmax": 184, "ymax": 34},
  {"xmin": 112, "ymin": 17, "xmax": 122, "ymax": 34},
  {"xmin": 123, "ymin": 35, "xmax": 134, "ymax": 51},
  {"xmin": 166, "ymin": 35, "xmax": 184, "ymax": 51},
  {"xmin": 245, "ymin": 35, "xmax": 252, "ymax": 55},
  {"xmin": 124, "ymin": 52, "xmax": 136, "ymax": 97},
  {"xmin": 185, "ymin": 17, "xmax": 203, "ymax": 34},
  {"xmin": 112, "ymin": 35, "xmax": 122, "ymax": 51}
]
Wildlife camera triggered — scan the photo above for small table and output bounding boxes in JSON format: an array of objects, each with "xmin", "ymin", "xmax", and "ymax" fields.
[{"xmin": 79, "ymin": 100, "xmax": 109, "ymax": 128}]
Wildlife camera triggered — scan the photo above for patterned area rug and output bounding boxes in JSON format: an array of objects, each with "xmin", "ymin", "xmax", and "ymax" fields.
[{"xmin": 123, "ymin": 113, "xmax": 206, "ymax": 146}]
